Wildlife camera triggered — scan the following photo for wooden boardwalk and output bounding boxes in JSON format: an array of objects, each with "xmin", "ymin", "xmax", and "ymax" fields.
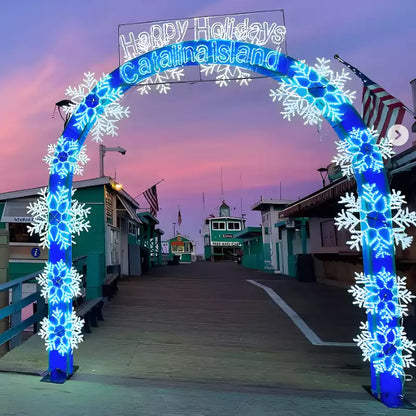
[{"xmin": 2, "ymin": 262, "xmax": 416, "ymax": 415}]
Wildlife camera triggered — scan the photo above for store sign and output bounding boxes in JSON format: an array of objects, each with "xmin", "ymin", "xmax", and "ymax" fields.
[{"xmin": 211, "ymin": 241, "xmax": 241, "ymax": 247}]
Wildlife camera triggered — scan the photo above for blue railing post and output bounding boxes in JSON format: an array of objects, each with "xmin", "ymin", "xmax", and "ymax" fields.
[
  {"xmin": 0, "ymin": 229, "xmax": 9, "ymax": 355},
  {"xmin": 10, "ymin": 283, "xmax": 22, "ymax": 348}
]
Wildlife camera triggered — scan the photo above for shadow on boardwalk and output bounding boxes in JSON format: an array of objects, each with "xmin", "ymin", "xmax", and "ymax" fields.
[{"xmin": 1, "ymin": 261, "xmax": 416, "ymax": 415}]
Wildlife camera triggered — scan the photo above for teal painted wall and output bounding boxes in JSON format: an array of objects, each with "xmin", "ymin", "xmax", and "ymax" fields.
[{"xmin": 72, "ymin": 186, "xmax": 106, "ymax": 260}]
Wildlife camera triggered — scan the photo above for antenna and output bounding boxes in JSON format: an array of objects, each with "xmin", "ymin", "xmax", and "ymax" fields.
[
  {"xmin": 220, "ymin": 167, "xmax": 224, "ymax": 199},
  {"xmin": 240, "ymin": 173, "xmax": 243, "ymax": 218}
]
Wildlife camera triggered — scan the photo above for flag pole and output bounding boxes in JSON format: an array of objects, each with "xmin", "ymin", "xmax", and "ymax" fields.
[
  {"xmin": 133, "ymin": 178, "xmax": 165, "ymax": 200},
  {"xmin": 334, "ymin": 55, "xmax": 415, "ymax": 116}
]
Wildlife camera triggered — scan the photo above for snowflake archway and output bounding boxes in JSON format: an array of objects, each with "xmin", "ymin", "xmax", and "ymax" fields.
[{"xmin": 37, "ymin": 38, "xmax": 412, "ymax": 407}]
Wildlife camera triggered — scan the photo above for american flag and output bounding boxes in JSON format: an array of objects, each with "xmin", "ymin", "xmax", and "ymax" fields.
[
  {"xmin": 178, "ymin": 209, "xmax": 182, "ymax": 226},
  {"xmin": 143, "ymin": 185, "xmax": 159, "ymax": 217},
  {"xmin": 334, "ymin": 55, "xmax": 407, "ymax": 139}
]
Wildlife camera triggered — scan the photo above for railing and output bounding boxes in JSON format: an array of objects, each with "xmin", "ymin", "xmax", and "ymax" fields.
[
  {"xmin": 0, "ymin": 255, "xmax": 89, "ymax": 353},
  {"xmin": 0, "ymin": 270, "xmax": 46, "ymax": 351}
]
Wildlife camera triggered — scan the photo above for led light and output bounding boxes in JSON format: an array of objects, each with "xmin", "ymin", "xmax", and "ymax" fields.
[
  {"xmin": 333, "ymin": 127, "xmax": 395, "ymax": 177},
  {"xmin": 354, "ymin": 322, "xmax": 415, "ymax": 378},
  {"xmin": 44, "ymin": 136, "xmax": 89, "ymax": 178},
  {"xmin": 37, "ymin": 260, "xmax": 82, "ymax": 304},
  {"xmin": 335, "ymin": 183, "xmax": 416, "ymax": 257},
  {"xmin": 27, "ymin": 187, "xmax": 91, "ymax": 250},
  {"xmin": 269, "ymin": 57, "xmax": 356, "ymax": 126},
  {"xmin": 349, "ymin": 268, "xmax": 415, "ymax": 321},
  {"xmin": 39, "ymin": 308, "xmax": 84, "ymax": 356},
  {"xmin": 65, "ymin": 72, "xmax": 130, "ymax": 143}
]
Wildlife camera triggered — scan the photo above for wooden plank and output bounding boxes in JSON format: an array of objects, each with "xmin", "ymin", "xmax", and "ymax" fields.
[
  {"xmin": 0, "ymin": 292, "xmax": 40, "ymax": 320},
  {"xmin": 0, "ymin": 312, "xmax": 44, "ymax": 346}
]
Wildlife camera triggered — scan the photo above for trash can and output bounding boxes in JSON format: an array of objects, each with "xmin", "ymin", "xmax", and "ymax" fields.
[{"xmin": 296, "ymin": 254, "xmax": 316, "ymax": 282}]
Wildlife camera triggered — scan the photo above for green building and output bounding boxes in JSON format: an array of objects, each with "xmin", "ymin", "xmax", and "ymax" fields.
[
  {"xmin": 0, "ymin": 177, "xmax": 164, "ymax": 287},
  {"xmin": 203, "ymin": 201, "xmax": 246, "ymax": 261},
  {"xmin": 164, "ymin": 234, "xmax": 195, "ymax": 264},
  {"xmin": 233, "ymin": 227, "xmax": 264, "ymax": 270}
]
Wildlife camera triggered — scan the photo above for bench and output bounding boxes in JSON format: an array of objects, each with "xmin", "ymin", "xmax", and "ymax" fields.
[
  {"xmin": 75, "ymin": 298, "xmax": 104, "ymax": 334},
  {"xmin": 103, "ymin": 272, "xmax": 119, "ymax": 300}
]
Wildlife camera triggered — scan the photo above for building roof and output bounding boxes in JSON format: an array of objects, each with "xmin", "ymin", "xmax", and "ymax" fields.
[
  {"xmin": 0, "ymin": 176, "xmax": 139, "ymax": 207},
  {"xmin": 206, "ymin": 216, "xmax": 245, "ymax": 221},
  {"xmin": 251, "ymin": 199, "xmax": 294, "ymax": 211},
  {"xmin": 137, "ymin": 211, "xmax": 159, "ymax": 225},
  {"xmin": 278, "ymin": 178, "xmax": 355, "ymax": 218},
  {"xmin": 233, "ymin": 226, "xmax": 262, "ymax": 240}
]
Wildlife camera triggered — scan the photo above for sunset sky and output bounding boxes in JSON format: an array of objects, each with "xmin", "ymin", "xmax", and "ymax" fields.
[{"xmin": 1, "ymin": 1, "xmax": 415, "ymax": 251}]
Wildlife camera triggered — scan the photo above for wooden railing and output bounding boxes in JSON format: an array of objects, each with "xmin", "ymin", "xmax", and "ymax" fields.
[{"xmin": 0, "ymin": 270, "xmax": 46, "ymax": 350}]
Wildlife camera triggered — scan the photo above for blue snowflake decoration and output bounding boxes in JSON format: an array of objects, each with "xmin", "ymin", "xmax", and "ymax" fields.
[
  {"xmin": 37, "ymin": 260, "xmax": 82, "ymax": 304},
  {"xmin": 48, "ymin": 186, "xmax": 73, "ymax": 250},
  {"xmin": 269, "ymin": 58, "xmax": 355, "ymax": 126},
  {"xmin": 44, "ymin": 136, "xmax": 89, "ymax": 179},
  {"xmin": 355, "ymin": 322, "xmax": 415, "ymax": 377},
  {"xmin": 27, "ymin": 187, "xmax": 91, "ymax": 250},
  {"xmin": 333, "ymin": 127, "xmax": 394, "ymax": 177},
  {"xmin": 39, "ymin": 308, "xmax": 84, "ymax": 356},
  {"xmin": 349, "ymin": 268, "xmax": 415, "ymax": 321},
  {"xmin": 335, "ymin": 184, "xmax": 416, "ymax": 258},
  {"xmin": 67, "ymin": 73, "xmax": 129, "ymax": 142}
]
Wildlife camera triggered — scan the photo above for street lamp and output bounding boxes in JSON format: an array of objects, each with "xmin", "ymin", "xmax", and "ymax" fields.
[
  {"xmin": 173, "ymin": 222, "xmax": 176, "ymax": 237},
  {"xmin": 99, "ymin": 144, "xmax": 127, "ymax": 177},
  {"xmin": 317, "ymin": 167, "xmax": 328, "ymax": 188}
]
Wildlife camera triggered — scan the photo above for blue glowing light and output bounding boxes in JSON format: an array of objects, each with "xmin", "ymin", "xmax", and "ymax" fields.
[
  {"xmin": 37, "ymin": 260, "xmax": 82, "ymax": 305},
  {"xmin": 39, "ymin": 308, "xmax": 84, "ymax": 356}
]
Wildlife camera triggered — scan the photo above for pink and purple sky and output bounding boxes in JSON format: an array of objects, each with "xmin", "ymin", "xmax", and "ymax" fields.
[{"xmin": 1, "ymin": 1, "xmax": 415, "ymax": 251}]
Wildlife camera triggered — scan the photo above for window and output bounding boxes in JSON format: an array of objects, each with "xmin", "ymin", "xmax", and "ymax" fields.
[
  {"xmin": 9, "ymin": 223, "xmax": 40, "ymax": 243},
  {"xmin": 227, "ymin": 222, "xmax": 241, "ymax": 230},
  {"xmin": 212, "ymin": 222, "xmax": 225, "ymax": 230}
]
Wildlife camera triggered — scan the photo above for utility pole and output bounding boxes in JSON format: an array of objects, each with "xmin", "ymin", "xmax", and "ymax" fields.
[{"xmin": 411, "ymin": 79, "xmax": 416, "ymax": 133}]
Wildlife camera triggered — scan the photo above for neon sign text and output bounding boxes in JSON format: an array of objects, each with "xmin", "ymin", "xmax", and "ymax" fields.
[
  {"xmin": 119, "ymin": 14, "xmax": 286, "ymax": 61},
  {"xmin": 120, "ymin": 40, "xmax": 282, "ymax": 85}
]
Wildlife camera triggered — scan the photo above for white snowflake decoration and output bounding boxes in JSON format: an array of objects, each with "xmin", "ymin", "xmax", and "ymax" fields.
[
  {"xmin": 335, "ymin": 183, "xmax": 416, "ymax": 257},
  {"xmin": 39, "ymin": 307, "xmax": 84, "ymax": 356},
  {"xmin": 43, "ymin": 136, "xmax": 89, "ymax": 178},
  {"xmin": 136, "ymin": 67, "xmax": 184, "ymax": 95},
  {"xmin": 269, "ymin": 58, "xmax": 356, "ymax": 126},
  {"xmin": 27, "ymin": 187, "xmax": 91, "ymax": 250},
  {"xmin": 37, "ymin": 260, "xmax": 83, "ymax": 304},
  {"xmin": 333, "ymin": 127, "xmax": 394, "ymax": 177},
  {"xmin": 65, "ymin": 72, "xmax": 130, "ymax": 142},
  {"xmin": 349, "ymin": 268, "xmax": 415, "ymax": 321},
  {"xmin": 200, "ymin": 64, "xmax": 252, "ymax": 87},
  {"xmin": 354, "ymin": 322, "xmax": 415, "ymax": 377}
]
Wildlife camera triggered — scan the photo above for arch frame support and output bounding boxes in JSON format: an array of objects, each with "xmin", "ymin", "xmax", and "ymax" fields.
[{"xmin": 41, "ymin": 39, "xmax": 408, "ymax": 407}]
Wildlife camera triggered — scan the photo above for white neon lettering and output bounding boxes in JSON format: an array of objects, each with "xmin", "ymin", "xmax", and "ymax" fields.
[
  {"xmin": 150, "ymin": 24, "xmax": 164, "ymax": 48},
  {"xmin": 194, "ymin": 17, "xmax": 211, "ymax": 40},
  {"xmin": 163, "ymin": 22, "xmax": 176, "ymax": 44},
  {"xmin": 175, "ymin": 20, "xmax": 189, "ymax": 42},
  {"xmin": 119, "ymin": 16, "xmax": 286, "ymax": 64}
]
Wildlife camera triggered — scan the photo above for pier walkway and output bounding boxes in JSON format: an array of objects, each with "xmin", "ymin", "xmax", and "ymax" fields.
[{"xmin": 1, "ymin": 261, "xmax": 416, "ymax": 415}]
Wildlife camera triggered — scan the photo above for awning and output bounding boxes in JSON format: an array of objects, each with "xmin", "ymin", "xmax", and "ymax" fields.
[
  {"xmin": 116, "ymin": 195, "xmax": 140, "ymax": 223},
  {"xmin": 1, "ymin": 198, "xmax": 36, "ymax": 223},
  {"xmin": 279, "ymin": 178, "xmax": 355, "ymax": 218}
]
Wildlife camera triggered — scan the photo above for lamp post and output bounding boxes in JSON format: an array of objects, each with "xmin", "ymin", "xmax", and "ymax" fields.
[
  {"xmin": 99, "ymin": 145, "xmax": 127, "ymax": 177},
  {"xmin": 317, "ymin": 167, "xmax": 328, "ymax": 188},
  {"xmin": 411, "ymin": 79, "xmax": 416, "ymax": 133},
  {"xmin": 173, "ymin": 222, "xmax": 176, "ymax": 237}
]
